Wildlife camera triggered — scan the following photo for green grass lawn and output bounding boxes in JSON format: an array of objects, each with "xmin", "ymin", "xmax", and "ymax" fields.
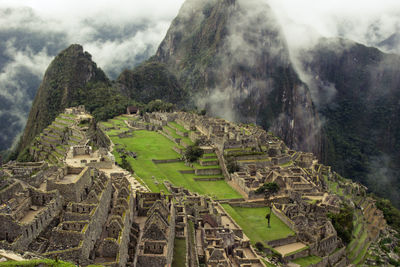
[
  {"xmin": 100, "ymin": 121, "xmax": 114, "ymax": 128},
  {"xmin": 61, "ymin": 113, "xmax": 77, "ymax": 118},
  {"xmin": 163, "ymin": 125, "xmax": 194, "ymax": 145},
  {"xmin": 0, "ymin": 259, "xmax": 76, "ymax": 267},
  {"xmin": 163, "ymin": 125, "xmax": 183, "ymax": 139},
  {"xmin": 291, "ymin": 255, "xmax": 322, "ymax": 267},
  {"xmin": 110, "ymin": 130, "xmax": 240, "ymax": 199},
  {"xmin": 168, "ymin": 121, "xmax": 189, "ymax": 133},
  {"xmin": 348, "ymin": 230, "xmax": 369, "ymax": 260},
  {"xmin": 221, "ymin": 204, "xmax": 294, "ymax": 244},
  {"xmin": 106, "ymin": 128, "xmax": 130, "ymax": 136},
  {"xmin": 172, "ymin": 238, "xmax": 186, "ymax": 267},
  {"xmin": 199, "ymin": 158, "xmax": 218, "ymax": 162},
  {"xmin": 192, "ymin": 162, "xmax": 221, "ymax": 170},
  {"xmin": 280, "ymin": 161, "xmax": 293, "ymax": 167}
]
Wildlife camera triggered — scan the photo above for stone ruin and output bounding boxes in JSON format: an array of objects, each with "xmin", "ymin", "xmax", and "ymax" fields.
[
  {"xmin": 64, "ymin": 105, "xmax": 86, "ymax": 115},
  {"xmin": 29, "ymin": 106, "xmax": 93, "ymax": 164},
  {"xmin": 0, "ymin": 109, "xmax": 392, "ymax": 266},
  {"xmin": 65, "ymin": 145, "xmax": 115, "ymax": 169},
  {"xmin": 0, "ymin": 181, "xmax": 63, "ymax": 251},
  {"xmin": 165, "ymin": 182, "xmax": 265, "ymax": 267}
]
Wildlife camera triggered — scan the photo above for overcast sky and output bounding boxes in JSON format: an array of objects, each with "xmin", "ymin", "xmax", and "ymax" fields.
[
  {"xmin": 0, "ymin": 0, "xmax": 399, "ymax": 151},
  {"xmin": 269, "ymin": 0, "xmax": 400, "ymax": 52},
  {"xmin": 0, "ymin": 0, "xmax": 398, "ymax": 79}
]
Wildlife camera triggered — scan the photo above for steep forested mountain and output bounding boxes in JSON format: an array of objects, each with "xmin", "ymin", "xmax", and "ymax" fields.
[{"xmin": 12, "ymin": 0, "xmax": 400, "ymax": 208}]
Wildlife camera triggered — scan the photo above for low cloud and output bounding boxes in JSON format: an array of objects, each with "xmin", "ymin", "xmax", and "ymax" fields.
[
  {"xmin": 0, "ymin": 0, "xmax": 185, "ymax": 150},
  {"xmin": 1, "ymin": 0, "xmax": 400, "ymax": 152},
  {"xmin": 268, "ymin": 0, "xmax": 400, "ymax": 51},
  {"xmin": 367, "ymin": 154, "xmax": 400, "ymax": 207},
  {"xmin": 267, "ymin": 0, "xmax": 400, "ymax": 108}
]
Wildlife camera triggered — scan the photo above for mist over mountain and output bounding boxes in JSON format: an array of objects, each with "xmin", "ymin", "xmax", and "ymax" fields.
[
  {"xmin": 146, "ymin": 0, "xmax": 400, "ymax": 207},
  {"xmin": 0, "ymin": 1, "xmax": 183, "ymax": 153},
  {"xmin": 3, "ymin": 0, "xmax": 400, "ymax": 208},
  {"xmin": 154, "ymin": 0, "xmax": 321, "ymax": 155},
  {"xmin": 299, "ymin": 38, "xmax": 400, "ymax": 207}
]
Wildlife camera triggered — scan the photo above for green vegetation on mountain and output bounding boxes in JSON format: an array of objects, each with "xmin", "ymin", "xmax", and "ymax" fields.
[
  {"xmin": 12, "ymin": 43, "xmax": 184, "ymax": 161},
  {"xmin": 117, "ymin": 61, "xmax": 187, "ymax": 106},
  {"xmin": 68, "ymin": 81, "xmax": 136, "ymax": 122},
  {"xmin": 16, "ymin": 44, "xmax": 109, "ymax": 156},
  {"xmin": 306, "ymin": 38, "xmax": 400, "ymax": 207},
  {"xmin": 328, "ymin": 204, "xmax": 354, "ymax": 244},
  {"xmin": 375, "ymin": 196, "xmax": 400, "ymax": 232},
  {"xmin": 154, "ymin": 0, "xmax": 321, "ymax": 154}
]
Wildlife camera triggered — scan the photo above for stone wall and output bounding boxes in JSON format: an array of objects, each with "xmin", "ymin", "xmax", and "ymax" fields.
[
  {"xmin": 283, "ymin": 247, "xmax": 310, "ymax": 262},
  {"xmin": 317, "ymin": 235, "xmax": 337, "ymax": 256},
  {"xmin": 12, "ymin": 190, "xmax": 63, "ymax": 250},
  {"xmin": 87, "ymin": 161, "xmax": 113, "ymax": 169},
  {"xmin": 72, "ymin": 146, "xmax": 91, "ymax": 156},
  {"xmin": 47, "ymin": 167, "xmax": 93, "ymax": 202},
  {"xmin": 166, "ymin": 204, "xmax": 176, "ymax": 266},
  {"xmin": 193, "ymin": 177, "xmax": 224, "ymax": 181},
  {"xmin": 195, "ymin": 168, "xmax": 221, "ymax": 176},
  {"xmin": 267, "ymin": 235, "xmax": 297, "ymax": 248},
  {"xmin": 179, "ymin": 170, "xmax": 195, "ymax": 174},
  {"xmin": 115, "ymin": 194, "xmax": 134, "ymax": 267},
  {"xmin": 137, "ymin": 254, "xmax": 167, "ymax": 267},
  {"xmin": 232, "ymin": 154, "xmax": 270, "ymax": 161},
  {"xmin": 229, "ymin": 202, "xmax": 264, "ymax": 208},
  {"xmin": 0, "ymin": 182, "xmax": 23, "ymax": 203},
  {"xmin": 199, "ymin": 160, "xmax": 219, "ymax": 166},
  {"xmin": 44, "ymin": 177, "xmax": 112, "ymax": 262},
  {"xmin": 328, "ymin": 247, "xmax": 345, "ymax": 265},
  {"xmin": 234, "ymin": 257, "xmax": 262, "ymax": 265},
  {"xmin": 96, "ymin": 127, "xmax": 111, "ymax": 150},
  {"xmin": 272, "ymin": 205, "xmax": 296, "ymax": 231},
  {"xmin": 307, "ymin": 247, "xmax": 347, "ymax": 267},
  {"xmin": 173, "ymin": 146, "xmax": 183, "ymax": 155},
  {"xmin": 152, "ymin": 159, "xmax": 181, "ymax": 164},
  {"xmin": 215, "ymin": 148, "xmax": 231, "ymax": 181}
]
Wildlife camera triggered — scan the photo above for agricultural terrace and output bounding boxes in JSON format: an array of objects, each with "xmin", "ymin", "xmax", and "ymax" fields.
[
  {"xmin": 291, "ymin": 255, "xmax": 322, "ymax": 266},
  {"xmin": 102, "ymin": 117, "xmax": 241, "ymax": 199},
  {"xmin": 221, "ymin": 204, "xmax": 295, "ymax": 245}
]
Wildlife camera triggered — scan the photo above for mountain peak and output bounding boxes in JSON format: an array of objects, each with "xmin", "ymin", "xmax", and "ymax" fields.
[{"xmin": 17, "ymin": 44, "xmax": 109, "ymax": 155}]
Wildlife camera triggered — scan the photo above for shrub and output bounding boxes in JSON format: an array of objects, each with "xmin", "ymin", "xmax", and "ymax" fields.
[
  {"xmin": 227, "ymin": 158, "xmax": 240, "ymax": 173},
  {"xmin": 184, "ymin": 145, "xmax": 203, "ymax": 162},
  {"xmin": 120, "ymin": 155, "xmax": 133, "ymax": 173},
  {"xmin": 255, "ymin": 242, "xmax": 265, "ymax": 251},
  {"xmin": 17, "ymin": 147, "xmax": 34, "ymax": 162},
  {"xmin": 328, "ymin": 203, "xmax": 354, "ymax": 244}
]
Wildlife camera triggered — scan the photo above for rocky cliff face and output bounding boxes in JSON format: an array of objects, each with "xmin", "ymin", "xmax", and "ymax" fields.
[
  {"xmin": 18, "ymin": 44, "xmax": 109, "ymax": 153},
  {"xmin": 154, "ymin": 0, "xmax": 321, "ymax": 154},
  {"xmin": 300, "ymin": 38, "xmax": 400, "ymax": 207}
]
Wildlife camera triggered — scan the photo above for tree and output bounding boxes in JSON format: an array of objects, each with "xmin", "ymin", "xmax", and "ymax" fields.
[
  {"xmin": 256, "ymin": 182, "xmax": 280, "ymax": 228},
  {"xmin": 256, "ymin": 182, "xmax": 280, "ymax": 204},
  {"xmin": 120, "ymin": 155, "xmax": 134, "ymax": 174},
  {"xmin": 227, "ymin": 158, "xmax": 240, "ymax": 173},
  {"xmin": 184, "ymin": 145, "xmax": 203, "ymax": 162}
]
